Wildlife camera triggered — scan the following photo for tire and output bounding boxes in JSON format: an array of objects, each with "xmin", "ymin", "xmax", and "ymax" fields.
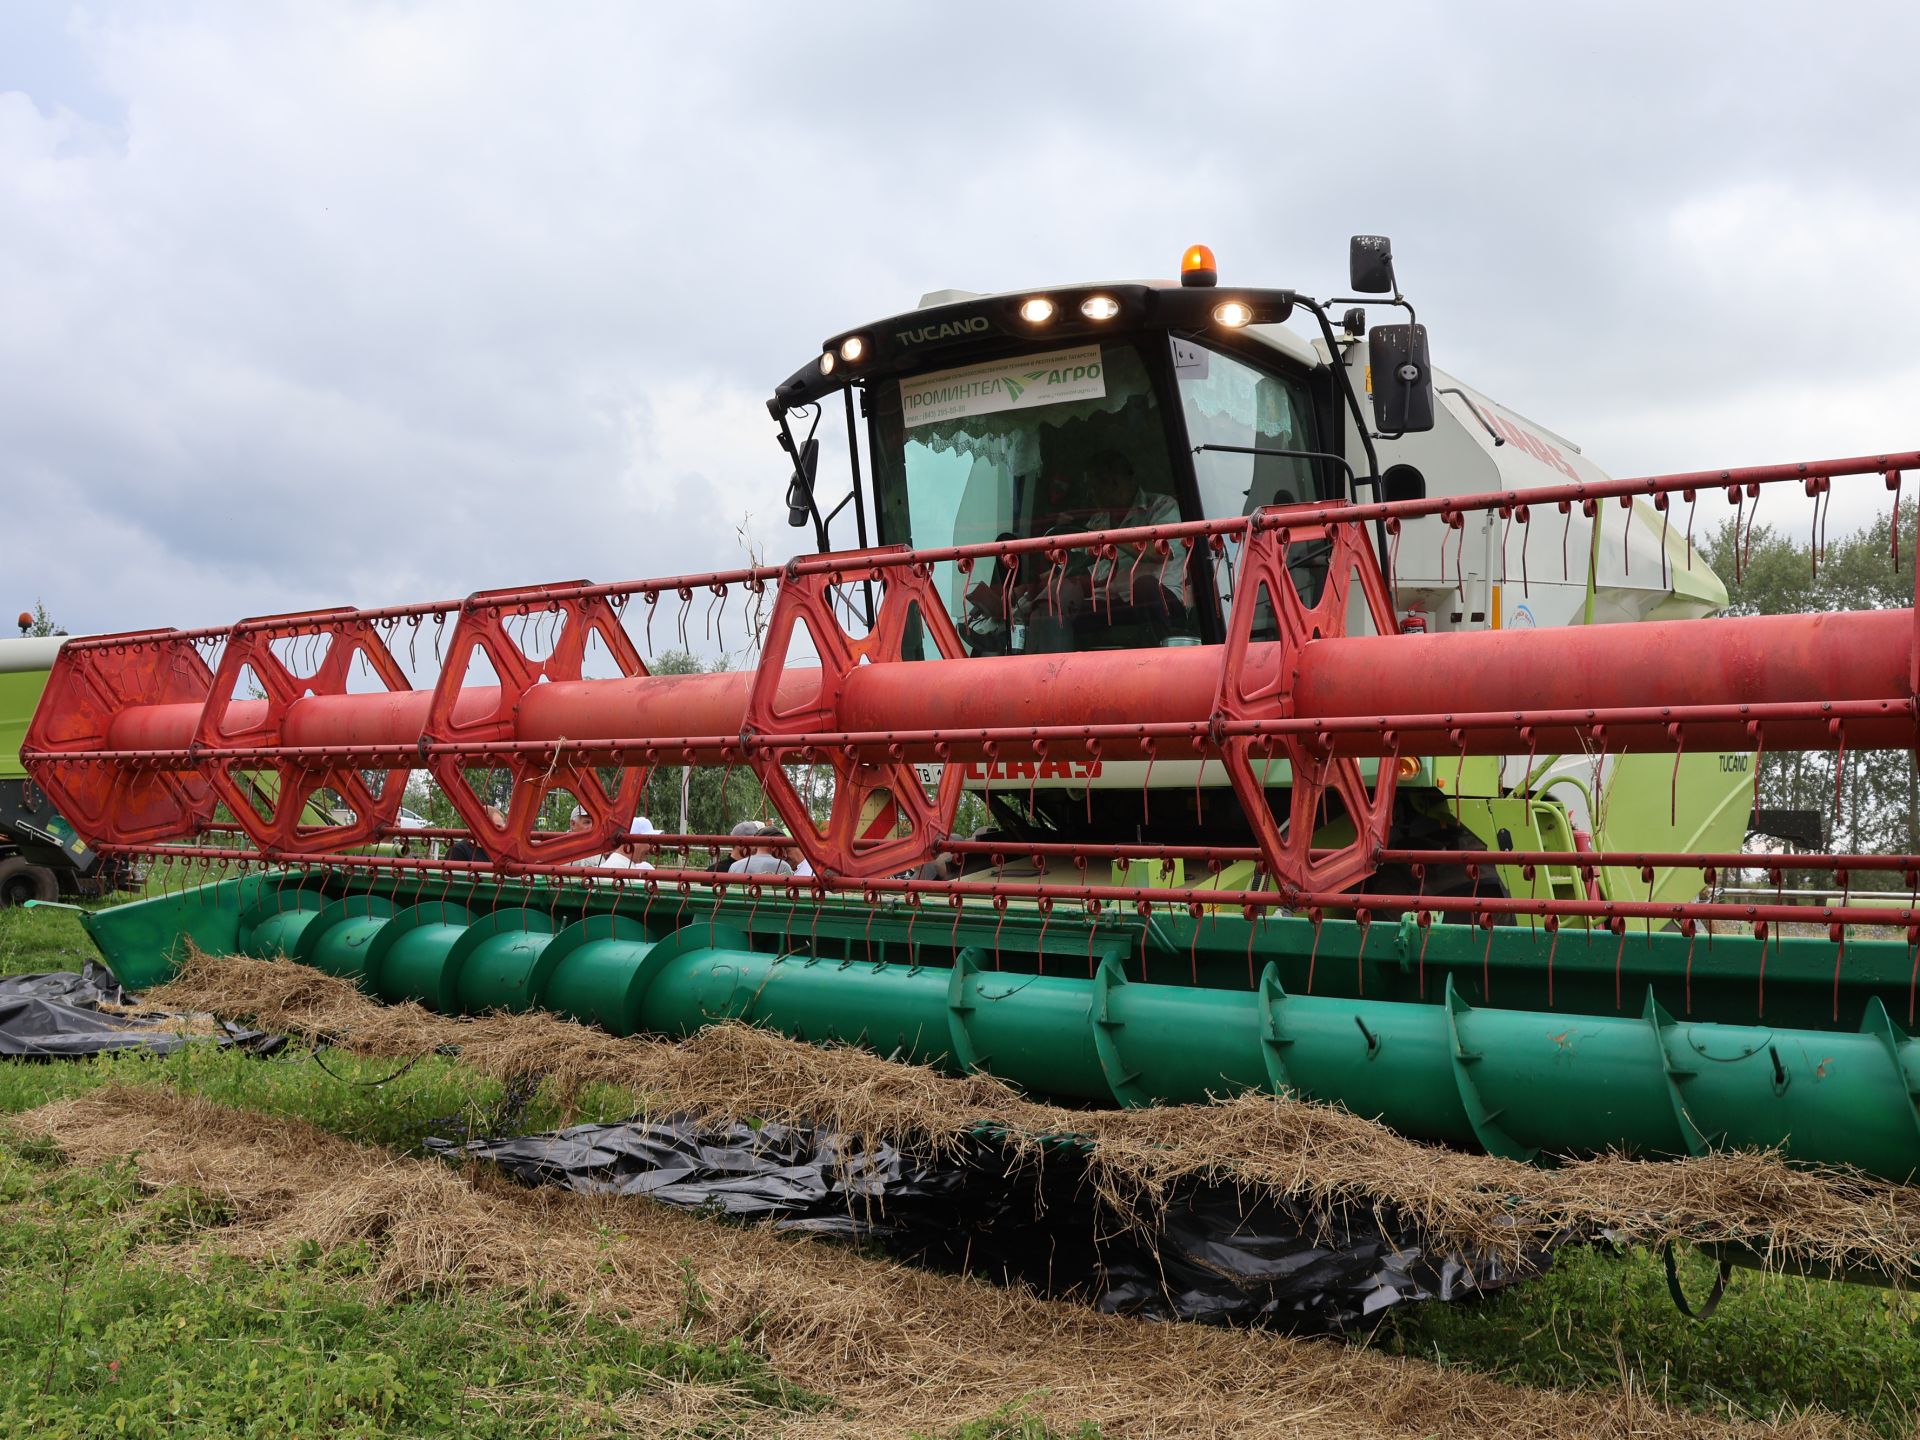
[{"xmin": 0, "ymin": 856, "xmax": 60, "ymax": 907}]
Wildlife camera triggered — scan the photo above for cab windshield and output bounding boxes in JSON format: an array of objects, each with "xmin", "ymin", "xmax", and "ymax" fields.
[{"xmin": 870, "ymin": 340, "xmax": 1200, "ymax": 656}]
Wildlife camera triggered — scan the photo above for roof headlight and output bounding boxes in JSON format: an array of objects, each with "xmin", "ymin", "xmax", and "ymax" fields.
[
  {"xmin": 1212, "ymin": 300, "xmax": 1254, "ymax": 328},
  {"xmin": 819, "ymin": 350, "xmax": 836, "ymax": 375},
  {"xmin": 1080, "ymin": 295, "xmax": 1120, "ymax": 321},
  {"xmin": 1018, "ymin": 297, "xmax": 1056, "ymax": 325},
  {"xmin": 839, "ymin": 335, "xmax": 866, "ymax": 363}
]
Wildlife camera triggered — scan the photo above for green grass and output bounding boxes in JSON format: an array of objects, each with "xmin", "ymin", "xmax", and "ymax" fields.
[
  {"xmin": 0, "ymin": 900, "xmax": 99, "ymax": 977},
  {"xmin": 0, "ymin": 904, "xmax": 1093, "ymax": 1436},
  {"xmin": 1379, "ymin": 1245, "xmax": 1920, "ymax": 1435},
  {"xmin": 0, "ymin": 1132, "xmax": 823, "ymax": 1439},
  {"xmin": 5, "ymin": 901, "xmax": 1919, "ymax": 1436},
  {"xmin": 0, "ymin": 1037, "xmax": 642, "ymax": 1155}
]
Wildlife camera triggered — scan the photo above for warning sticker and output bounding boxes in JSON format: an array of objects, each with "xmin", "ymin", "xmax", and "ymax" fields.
[{"xmin": 900, "ymin": 345, "xmax": 1106, "ymax": 429}]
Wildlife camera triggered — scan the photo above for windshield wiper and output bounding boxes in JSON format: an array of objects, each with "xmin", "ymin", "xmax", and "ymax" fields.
[{"xmin": 1191, "ymin": 444, "xmax": 1358, "ymax": 492}]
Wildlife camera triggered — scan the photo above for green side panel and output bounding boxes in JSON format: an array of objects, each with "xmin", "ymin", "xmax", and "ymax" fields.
[
  {"xmin": 1433, "ymin": 748, "xmax": 1752, "ymax": 935},
  {"xmin": 80, "ymin": 874, "xmax": 269, "ymax": 989},
  {"xmin": 1595, "ymin": 750, "xmax": 1755, "ymax": 921},
  {"xmin": 0, "ymin": 662, "xmax": 50, "ymax": 782}
]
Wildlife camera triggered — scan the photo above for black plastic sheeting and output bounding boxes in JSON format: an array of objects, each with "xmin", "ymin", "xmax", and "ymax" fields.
[
  {"xmin": 0, "ymin": 963, "xmax": 284, "ymax": 1059},
  {"xmin": 432, "ymin": 1115, "xmax": 1551, "ymax": 1333}
]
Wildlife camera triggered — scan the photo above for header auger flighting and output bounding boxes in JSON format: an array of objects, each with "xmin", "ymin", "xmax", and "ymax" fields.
[{"xmin": 24, "ymin": 239, "xmax": 1920, "ymax": 1188}]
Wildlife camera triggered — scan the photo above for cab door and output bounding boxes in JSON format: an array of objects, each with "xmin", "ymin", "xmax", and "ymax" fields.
[{"xmin": 1167, "ymin": 337, "xmax": 1335, "ymax": 636}]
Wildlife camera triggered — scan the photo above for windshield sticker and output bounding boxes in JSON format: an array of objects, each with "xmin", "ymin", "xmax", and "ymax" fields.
[
  {"xmin": 1170, "ymin": 338, "xmax": 1210, "ymax": 380},
  {"xmin": 901, "ymin": 345, "xmax": 1106, "ymax": 428}
]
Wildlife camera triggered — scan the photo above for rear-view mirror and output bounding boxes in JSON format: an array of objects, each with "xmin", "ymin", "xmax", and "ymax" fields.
[
  {"xmin": 1368, "ymin": 324, "xmax": 1435, "ymax": 433},
  {"xmin": 786, "ymin": 437, "xmax": 820, "ymax": 528},
  {"xmin": 1349, "ymin": 234, "xmax": 1395, "ymax": 294}
]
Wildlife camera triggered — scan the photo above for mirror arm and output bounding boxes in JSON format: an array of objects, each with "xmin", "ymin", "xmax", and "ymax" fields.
[
  {"xmin": 1294, "ymin": 297, "xmax": 1382, "ymax": 492},
  {"xmin": 1327, "ymin": 294, "xmax": 1418, "ymax": 330},
  {"xmin": 843, "ymin": 386, "xmax": 875, "ymax": 627},
  {"xmin": 1294, "ymin": 295, "xmax": 1392, "ymax": 569}
]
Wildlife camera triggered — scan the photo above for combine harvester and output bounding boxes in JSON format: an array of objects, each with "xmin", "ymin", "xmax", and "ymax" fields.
[{"xmin": 23, "ymin": 239, "xmax": 1920, "ymax": 1183}]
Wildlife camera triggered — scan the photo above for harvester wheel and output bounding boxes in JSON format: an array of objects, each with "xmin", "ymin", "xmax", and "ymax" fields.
[{"xmin": 0, "ymin": 857, "xmax": 59, "ymax": 907}]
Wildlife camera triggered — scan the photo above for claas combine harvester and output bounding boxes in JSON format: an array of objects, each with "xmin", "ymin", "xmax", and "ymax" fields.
[{"xmin": 24, "ymin": 238, "xmax": 1920, "ymax": 1185}]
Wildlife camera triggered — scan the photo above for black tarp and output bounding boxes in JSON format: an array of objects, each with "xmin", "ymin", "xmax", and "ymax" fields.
[
  {"xmin": 432, "ymin": 1115, "xmax": 1550, "ymax": 1333},
  {"xmin": 0, "ymin": 964, "xmax": 284, "ymax": 1059}
]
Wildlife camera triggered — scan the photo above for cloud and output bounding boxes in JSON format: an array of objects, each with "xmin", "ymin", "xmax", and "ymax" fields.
[{"xmin": 1, "ymin": 2, "xmax": 1916, "ymax": 640}]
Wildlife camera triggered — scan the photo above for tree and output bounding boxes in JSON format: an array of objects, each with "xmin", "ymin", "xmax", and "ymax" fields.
[{"xmin": 1704, "ymin": 501, "xmax": 1914, "ymax": 879}]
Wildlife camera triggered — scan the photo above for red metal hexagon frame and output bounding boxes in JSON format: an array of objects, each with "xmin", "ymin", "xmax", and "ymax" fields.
[
  {"xmin": 22, "ymin": 629, "xmax": 217, "ymax": 846},
  {"xmin": 195, "ymin": 609, "xmax": 413, "ymax": 854},
  {"xmin": 743, "ymin": 556, "xmax": 967, "ymax": 880},
  {"xmin": 1213, "ymin": 511, "xmax": 1401, "ymax": 900},
  {"xmin": 422, "ymin": 584, "xmax": 650, "ymax": 865}
]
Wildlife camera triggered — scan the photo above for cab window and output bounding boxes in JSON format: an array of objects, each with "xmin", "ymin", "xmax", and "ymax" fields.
[
  {"xmin": 871, "ymin": 341, "xmax": 1199, "ymax": 656},
  {"xmin": 1172, "ymin": 339, "xmax": 1326, "ymax": 628},
  {"xmin": 1173, "ymin": 338, "xmax": 1320, "ymax": 518}
]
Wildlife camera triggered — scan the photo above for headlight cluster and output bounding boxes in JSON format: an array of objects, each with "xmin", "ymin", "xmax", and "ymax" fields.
[
  {"xmin": 822, "ymin": 333, "xmax": 869, "ymax": 374},
  {"xmin": 1020, "ymin": 293, "xmax": 1123, "ymax": 325},
  {"xmin": 816, "ymin": 245, "xmax": 1264, "ymax": 379}
]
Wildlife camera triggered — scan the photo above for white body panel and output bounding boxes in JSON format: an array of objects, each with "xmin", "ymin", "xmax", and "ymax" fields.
[{"xmin": 0, "ymin": 638, "xmax": 69, "ymax": 675}]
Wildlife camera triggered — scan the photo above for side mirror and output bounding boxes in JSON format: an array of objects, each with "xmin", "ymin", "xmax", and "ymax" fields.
[
  {"xmin": 785, "ymin": 437, "xmax": 820, "ymax": 528},
  {"xmin": 1368, "ymin": 324, "xmax": 1435, "ymax": 433},
  {"xmin": 1349, "ymin": 234, "xmax": 1395, "ymax": 294},
  {"xmin": 1381, "ymin": 464, "xmax": 1426, "ymax": 504}
]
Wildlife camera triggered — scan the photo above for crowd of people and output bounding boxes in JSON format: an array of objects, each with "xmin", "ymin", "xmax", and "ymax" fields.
[
  {"xmin": 443, "ymin": 805, "xmax": 809, "ymax": 877},
  {"xmin": 556, "ymin": 807, "xmax": 808, "ymax": 876}
]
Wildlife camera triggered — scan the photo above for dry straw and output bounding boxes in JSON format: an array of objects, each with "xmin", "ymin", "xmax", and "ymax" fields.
[
  {"xmin": 150, "ymin": 949, "xmax": 1920, "ymax": 1281},
  {"xmin": 15, "ymin": 1086, "xmax": 1856, "ymax": 1440}
]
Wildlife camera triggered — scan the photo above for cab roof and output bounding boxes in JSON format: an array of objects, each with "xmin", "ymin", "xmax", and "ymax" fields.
[{"xmin": 771, "ymin": 279, "xmax": 1317, "ymax": 415}]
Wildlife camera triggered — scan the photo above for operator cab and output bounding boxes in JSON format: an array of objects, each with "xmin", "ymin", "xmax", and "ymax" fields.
[{"xmin": 767, "ymin": 241, "xmax": 1433, "ymax": 658}]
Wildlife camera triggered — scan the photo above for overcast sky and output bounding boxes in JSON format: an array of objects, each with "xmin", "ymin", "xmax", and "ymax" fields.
[{"xmin": 4, "ymin": 1, "xmax": 1918, "ymax": 639}]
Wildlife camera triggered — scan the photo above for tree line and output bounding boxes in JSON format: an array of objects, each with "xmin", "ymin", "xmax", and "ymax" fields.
[{"xmin": 1704, "ymin": 502, "xmax": 1914, "ymax": 875}]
